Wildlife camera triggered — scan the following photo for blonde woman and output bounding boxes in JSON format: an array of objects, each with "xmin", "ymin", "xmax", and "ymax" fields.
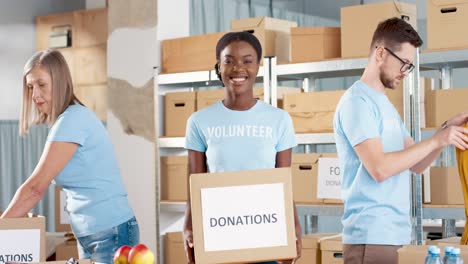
[{"xmin": 0, "ymin": 49, "xmax": 139, "ymax": 263}]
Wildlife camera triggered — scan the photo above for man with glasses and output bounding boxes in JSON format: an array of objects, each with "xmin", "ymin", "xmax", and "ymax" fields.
[{"xmin": 333, "ymin": 17, "xmax": 468, "ymax": 264}]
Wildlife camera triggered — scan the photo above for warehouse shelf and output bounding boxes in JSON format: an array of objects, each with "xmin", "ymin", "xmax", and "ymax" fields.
[
  {"xmin": 420, "ymin": 49, "xmax": 468, "ymax": 70},
  {"xmin": 158, "ymin": 67, "xmax": 266, "ymax": 87},
  {"xmin": 160, "ymin": 201, "xmax": 186, "ymax": 213},
  {"xmin": 423, "ymin": 205, "xmax": 465, "ymax": 220},
  {"xmin": 159, "ymin": 132, "xmax": 335, "ymax": 148},
  {"xmin": 275, "ymin": 57, "xmax": 367, "ymax": 80},
  {"xmin": 296, "ymin": 204, "xmax": 343, "ymax": 216}
]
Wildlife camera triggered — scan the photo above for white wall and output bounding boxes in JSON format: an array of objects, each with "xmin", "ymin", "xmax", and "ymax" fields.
[{"xmin": 0, "ymin": 0, "xmax": 85, "ymax": 120}]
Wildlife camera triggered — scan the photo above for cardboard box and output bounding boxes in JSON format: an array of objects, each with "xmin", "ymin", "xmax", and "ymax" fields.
[
  {"xmin": 196, "ymin": 87, "xmax": 264, "ymax": 110},
  {"xmin": 320, "ymin": 234, "xmax": 343, "ymax": 264},
  {"xmin": 75, "ymin": 84, "xmax": 108, "ymax": 121},
  {"xmin": 74, "ymin": 8, "xmax": 107, "ymax": 48},
  {"xmin": 161, "ymin": 32, "xmax": 226, "ymax": 73},
  {"xmin": 341, "ymin": 2, "xmax": 417, "ymax": 58},
  {"xmin": 291, "ymin": 27, "xmax": 341, "ymax": 63},
  {"xmin": 190, "ymin": 168, "xmax": 296, "ymax": 263},
  {"xmin": 317, "ymin": 157, "xmax": 342, "ymax": 203},
  {"xmin": 164, "ymin": 91, "xmax": 196, "ymax": 137},
  {"xmin": 291, "ymin": 153, "xmax": 336, "ymax": 204},
  {"xmin": 398, "ymin": 245, "xmax": 428, "ymax": 264},
  {"xmin": 54, "ymin": 186, "xmax": 72, "ymax": 232},
  {"xmin": 230, "ymin": 17, "xmax": 297, "ymax": 64},
  {"xmin": 427, "ymin": 236, "xmax": 461, "ymax": 245},
  {"xmin": 0, "ymin": 216, "xmax": 46, "ymax": 263},
  {"xmin": 430, "ymin": 167, "xmax": 464, "ymax": 205},
  {"xmin": 74, "ymin": 45, "xmax": 107, "ymax": 85},
  {"xmin": 283, "ymin": 90, "xmax": 345, "ymax": 133},
  {"xmin": 165, "ymin": 232, "xmax": 186, "ymax": 264},
  {"xmin": 55, "ymin": 239, "xmax": 79, "ymax": 261},
  {"xmin": 427, "ymin": 0, "xmax": 468, "ymax": 50},
  {"xmin": 161, "ymin": 156, "xmax": 189, "ymax": 201},
  {"xmin": 425, "ymin": 88, "xmax": 468, "ymax": 128},
  {"xmin": 296, "ymin": 233, "xmax": 335, "ymax": 264}
]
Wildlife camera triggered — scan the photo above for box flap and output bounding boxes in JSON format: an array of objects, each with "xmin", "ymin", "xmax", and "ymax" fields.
[
  {"xmin": 430, "ymin": 0, "xmax": 468, "ymax": 6},
  {"xmin": 165, "ymin": 91, "xmax": 196, "ymax": 101},
  {"xmin": 291, "ymin": 27, "xmax": 340, "ymax": 36},
  {"xmin": 302, "ymin": 233, "xmax": 336, "ymax": 249},
  {"xmin": 292, "ymin": 153, "xmax": 337, "ymax": 164},
  {"xmin": 231, "ymin": 17, "xmax": 265, "ymax": 30},
  {"xmin": 394, "ymin": 1, "xmax": 417, "ymax": 16}
]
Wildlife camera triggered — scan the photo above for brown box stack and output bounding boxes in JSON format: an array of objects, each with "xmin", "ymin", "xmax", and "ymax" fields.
[
  {"xmin": 161, "ymin": 156, "xmax": 189, "ymax": 201},
  {"xmin": 291, "ymin": 27, "xmax": 341, "ymax": 63}
]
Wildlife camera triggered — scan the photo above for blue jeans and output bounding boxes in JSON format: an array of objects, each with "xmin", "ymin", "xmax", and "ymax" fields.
[{"xmin": 76, "ymin": 217, "xmax": 139, "ymax": 264}]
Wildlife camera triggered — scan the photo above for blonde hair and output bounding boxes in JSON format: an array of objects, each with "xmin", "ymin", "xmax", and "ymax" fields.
[{"xmin": 20, "ymin": 49, "xmax": 82, "ymax": 136}]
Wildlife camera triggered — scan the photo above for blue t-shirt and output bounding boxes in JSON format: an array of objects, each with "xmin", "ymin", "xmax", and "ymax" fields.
[
  {"xmin": 185, "ymin": 100, "xmax": 297, "ymax": 172},
  {"xmin": 333, "ymin": 80, "xmax": 411, "ymax": 245},
  {"xmin": 48, "ymin": 104, "xmax": 134, "ymax": 237}
]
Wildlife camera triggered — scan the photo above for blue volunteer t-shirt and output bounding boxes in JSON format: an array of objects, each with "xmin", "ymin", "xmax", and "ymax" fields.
[
  {"xmin": 185, "ymin": 100, "xmax": 297, "ymax": 172},
  {"xmin": 333, "ymin": 80, "xmax": 411, "ymax": 245},
  {"xmin": 48, "ymin": 104, "xmax": 134, "ymax": 237}
]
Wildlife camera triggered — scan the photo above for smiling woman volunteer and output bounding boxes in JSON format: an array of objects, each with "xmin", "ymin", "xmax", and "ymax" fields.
[
  {"xmin": 182, "ymin": 32, "xmax": 302, "ymax": 264},
  {"xmin": 0, "ymin": 49, "xmax": 139, "ymax": 264}
]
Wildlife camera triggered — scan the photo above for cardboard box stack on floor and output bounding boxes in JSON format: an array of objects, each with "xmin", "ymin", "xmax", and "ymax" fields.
[
  {"xmin": 0, "ymin": 214, "xmax": 46, "ymax": 263},
  {"xmin": 164, "ymin": 232, "xmax": 186, "ymax": 264},
  {"xmin": 341, "ymin": 2, "xmax": 417, "ymax": 58},
  {"xmin": 320, "ymin": 234, "xmax": 344, "ymax": 264},
  {"xmin": 296, "ymin": 233, "xmax": 337, "ymax": 264},
  {"xmin": 427, "ymin": 0, "xmax": 468, "ymax": 50}
]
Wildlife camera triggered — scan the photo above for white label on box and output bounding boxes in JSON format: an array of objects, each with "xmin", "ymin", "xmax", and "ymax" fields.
[
  {"xmin": 0, "ymin": 229, "xmax": 40, "ymax": 263},
  {"xmin": 317, "ymin": 157, "xmax": 342, "ymax": 200},
  {"xmin": 200, "ymin": 183, "xmax": 287, "ymax": 252},
  {"xmin": 60, "ymin": 190, "xmax": 71, "ymax": 225}
]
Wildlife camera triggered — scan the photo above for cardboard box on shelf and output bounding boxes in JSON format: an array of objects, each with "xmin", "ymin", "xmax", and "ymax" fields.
[
  {"xmin": 290, "ymin": 27, "xmax": 341, "ymax": 63},
  {"xmin": 165, "ymin": 232, "xmax": 186, "ymax": 264},
  {"xmin": 427, "ymin": 0, "xmax": 468, "ymax": 50},
  {"xmin": 164, "ymin": 91, "xmax": 196, "ymax": 137},
  {"xmin": 190, "ymin": 168, "xmax": 296, "ymax": 263},
  {"xmin": 341, "ymin": 2, "xmax": 417, "ymax": 58},
  {"xmin": 161, "ymin": 32, "xmax": 226, "ymax": 73},
  {"xmin": 320, "ymin": 234, "xmax": 343, "ymax": 264},
  {"xmin": 55, "ymin": 238, "xmax": 79, "ymax": 261},
  {"xmin": 0, "ymin": 216, "xmax": 46, "ymax": 263},
  {"xmin": 230, "ymin": 17, "xmax": 297, "ymax": 64},
  {"xmin": 196, "ymin": 87, "xmax": 264, "ymax": 110},
  {"xmin": 425, "ymin": 87, "xmax": 468, "ymax": 128},
  {"xmin": 296, "ymin": 233, "xmax": 336, "ymax": 264},
  {"xmin": 54, "ymin": 186, "xmax": 72, "ymax": 232},
  {"xmin": 429, "ymin": 167, "xmax": 464, "ymax": 205},
  {"xmin": 291, "ymin": 153, "xmax": 337, "ymax": 204},
  {"xmin": 283, "ymin": 90, "xmax": 344, "ymax": 133},
  {"xmin": 161, "ymin": 156, "xmax": 189, "ymax": 201}
]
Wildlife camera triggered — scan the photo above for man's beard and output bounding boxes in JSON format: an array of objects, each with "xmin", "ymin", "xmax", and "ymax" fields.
[{"xmin": 379, "ymin": 71, "xmax": 397, "ymax": 89}]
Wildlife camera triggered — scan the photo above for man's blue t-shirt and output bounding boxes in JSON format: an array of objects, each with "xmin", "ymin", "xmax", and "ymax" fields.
[
  {"xmin": 48, "ymin": 104, "xmax": 134, "ymax": 237},
  {"xmin": 333, "ymin": 80, "xmax": 411, "ymax": 245},
  {"xmin": 185, "ymin": 100, "xmax": 297, "ymax": 172}
]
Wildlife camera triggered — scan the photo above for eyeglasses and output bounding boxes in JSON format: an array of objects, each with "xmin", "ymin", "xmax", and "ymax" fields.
[{"xmin": 383, "ymin": 47, "xmax": 415, "ymax": 73}]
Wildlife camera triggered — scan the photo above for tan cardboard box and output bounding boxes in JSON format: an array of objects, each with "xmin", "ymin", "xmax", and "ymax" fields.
[
  {"xmin": 291, "ymin": 27, "xmax": 341, "ymax": 63},
  {"xmin": 430, "ymin": 167, "xmax": 464, "ymax": 205},
  {"xmin": 161, "ymin": 32, "xmax": 225, "ymax": 73},
  {"xmin": 296, "ymin": 233, "xmax": 335, "ymax": 264},
  {"xmin": 427, "ymin": 0, "xmax": 468, "ymax": 50},
  {"xmin": 425, "ymin": 88, "xmax": 468, "ymax": 128},
  {"xmin": 165, "ymin": 232, "xmax": 186, "ymax": 264},
  {"xmin": 74, "ymin": 44, "xmax": 107, "ymax": 85},
  {"xmin": 55, "ymin": 239, "xmax": 79, "ymax": 261},
  {"xmin": 190, "ymin": 168, "xmax": 296, "ymax": 263},
  {"xmin": 320, "ymin": 234, "xmax": 343, "ymax": 264},
  {"xmin": 0, "ymin": 216, "xmax": 46, "ymax": 263},
  {"xmin": 54, "ymin": 186, "xmax": 72, "ymax": 232},
  {"xmin": 398, "ymin": 245, "xmax": 428, "ymax": 264},
  {"xmin": 341, "ymin": 2, "xmax": 417, "ymax": 58},
  {"xmin": 196, "ymin": 87, "xmax": 264, "ymax": 110},
  {"xmin": 291, "ymin": 153, "xmax": 337, "ymax": 204},
  {"xmin": 427, "ymin": 236, "xmax": 461, "ymax": 245},
  {"xmin": 74, "ymin": 8, "xmax": 107, "ymax": 48},
  {"xmin": 230, "ymin": 17, "xmax": 297, "ymax": 64},
  {"xmin": 164, "ymin": 91, "xmax": 196, "ymax": 137},
  {"xmin": 161, "ymin": 156, "xmax": 189, "ymax": 201},
  {"xmin": 283, "ymin": 90, "xmax": 345, "ymax": 133}
]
